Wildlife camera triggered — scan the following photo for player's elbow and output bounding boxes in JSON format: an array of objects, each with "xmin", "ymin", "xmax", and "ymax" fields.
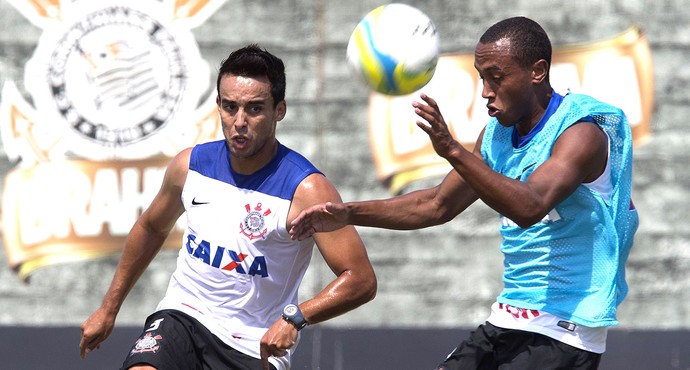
[
  {"xmin": 353, "ymin": 269, "xmax": 378, "ymax": 305},
  {"xmin": 431, "ymin": 189, "xmax": 472, "ymax": 226},
  {"xmin": 365, "ymin": 275, "xmax": 378, "ymax": 303},
  {"xmin": 436, "ymin": 208, "xmax": 458, "ymax": 225},
  {"xmin": 425, "ymin": 203, "xmax": 468, "ymax": 227},
  {"xmin": 424, "ymin": 198, "xmax": 459, "ymax": 226}
]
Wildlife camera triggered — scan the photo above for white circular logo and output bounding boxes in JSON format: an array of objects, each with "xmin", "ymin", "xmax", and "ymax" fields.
[
  {"xmin": 25, "ymin": 1, "xmax": 210, "ymax": 160},
  {"xmin": 243, "ymin": 211, "xmax": 266, "ymax": 233}
]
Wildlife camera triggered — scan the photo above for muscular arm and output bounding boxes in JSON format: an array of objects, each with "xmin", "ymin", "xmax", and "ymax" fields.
[
  {"xmin": 442, "ymin": 123, "xmax": 607, "ymax": 227},
  {"xmin": 345, "ymin": 158, "xmax": 479, "ymax": 230},
  {"xmin": 79, "ymin": 149, "xmax": 189, "ymax": 358},
  {"xmin": 261, "ymin": 173, "xmax": 377, "ymax": 367},
  {"xmin": 288, "ymin": 144, "xmax": 480, "ymax": 241},
  {"xmin": 288, "ymin": 164, "xmax": 479, "ymax": 241},
  {"xmin": 292, "ymin": 174, "xmax": 377, "ymax": 323},
  {"xmin": 415, "ymin": 94, "xmax": 608, "ymax": 228}
]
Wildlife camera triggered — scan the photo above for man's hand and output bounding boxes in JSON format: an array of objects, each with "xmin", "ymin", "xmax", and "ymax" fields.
[
  {"xmin": 413, "ymin": 93, "xmax": 465, "ymax": 160},
  {"xmin": 79, "ymin": 307, "xmax": 116, "ymax": 359},
  {"xmin": 289, "ymin": 201, "xmax": 349, "ymax": 241},
  {"xmin": 260, "ymin": 318, "xmax": 298, "ymax": 370}
]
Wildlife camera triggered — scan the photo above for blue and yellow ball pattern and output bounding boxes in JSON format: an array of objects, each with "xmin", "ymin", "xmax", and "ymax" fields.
[{"xmin": 347, "ymin": 4, "xmax": 440, "ymax": 96}]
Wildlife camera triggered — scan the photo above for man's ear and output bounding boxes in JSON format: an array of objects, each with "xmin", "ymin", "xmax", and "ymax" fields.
[
  {"xmin": 275, "ymin": 100, "xmax": 287, "ymax": 121},
  {"xmin": 532, "ymin": 59, "xmax": 549, "ymax": 83}
]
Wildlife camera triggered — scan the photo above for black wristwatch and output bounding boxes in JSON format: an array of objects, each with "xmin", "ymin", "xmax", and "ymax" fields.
[{"xmin": 282, "ymin": 304, "xmax": 308, "ymax": 331}]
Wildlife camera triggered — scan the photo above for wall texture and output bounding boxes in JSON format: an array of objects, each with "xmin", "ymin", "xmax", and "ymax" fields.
[{"xmin": 0, "ymin": 0, "xmax": 688, "ymax": 336}]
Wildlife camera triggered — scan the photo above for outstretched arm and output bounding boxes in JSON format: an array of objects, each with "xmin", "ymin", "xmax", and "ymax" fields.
[
  {"xmin": 79, "ymin": 149, "xmax": 189, "ymax": 358},
  {"xmin": 289, "ymin": 156, "xmax": 480, "ymax": 241}
]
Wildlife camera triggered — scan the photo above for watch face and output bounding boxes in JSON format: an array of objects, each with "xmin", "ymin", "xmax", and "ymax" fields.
[{"xmin": 284, "ymin": 304, "xmax": 298, "ymax": 316}]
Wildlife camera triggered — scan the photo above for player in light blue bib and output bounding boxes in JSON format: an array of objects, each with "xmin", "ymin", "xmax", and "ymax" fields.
[{"xmin": 289, "ymin": 16, "xmax": 638, "ymax": 370}]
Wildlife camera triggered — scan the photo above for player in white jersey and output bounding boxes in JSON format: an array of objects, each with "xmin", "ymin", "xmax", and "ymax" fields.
[
  {"xmin": 79, "ymin": 44, "xmax": 377, "ymax": 370},
  {"xmin": 290, "ymin": 17, "xmax": 638, "ymax": 370}
]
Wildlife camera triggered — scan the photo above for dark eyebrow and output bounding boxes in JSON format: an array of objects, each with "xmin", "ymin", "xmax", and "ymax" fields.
[
  {"xmin": 219, "ymin": 97, "xmax": 268, "ymax": 105},
  {"xmin": 475, "ymin": 62, "xmax": 503, "ymax": 73}
]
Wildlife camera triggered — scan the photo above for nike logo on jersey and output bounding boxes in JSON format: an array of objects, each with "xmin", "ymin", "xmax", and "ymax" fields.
[{"xmin": 191, "ymin": 197, "xmax": 209, "ymax": 205}]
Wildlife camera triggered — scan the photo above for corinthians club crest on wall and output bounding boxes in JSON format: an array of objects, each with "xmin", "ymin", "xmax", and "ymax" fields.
[{"xmin": 0, "ymin": 0, "xmax": 228, "ymax": 280}]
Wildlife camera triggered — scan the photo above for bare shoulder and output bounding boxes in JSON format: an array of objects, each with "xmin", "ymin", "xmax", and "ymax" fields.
[
  {"xmin": 163, "ymin": 147, "xmax": 193, "ymax": 190},
  {"xmin": 555, "ymin": 121, "xmax": 608, "ymax": 156},
  {"xmin": 294, "ymin": 172, "xmax": 342, "ymax": 206},
  {"xmin": 552, "ymin": 121, "xmax": 608, "ymax": 182},
  {"xmin": 171, "ymin": 147, "xmax": 192, "ymax": 168},
  {"xmin": 289, "ymin": 173, "xmax": 342, "ymax": 221}
]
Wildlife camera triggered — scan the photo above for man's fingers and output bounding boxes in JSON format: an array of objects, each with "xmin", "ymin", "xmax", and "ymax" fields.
[
  {"xmin": 420, "ymin": 93, "xmax": 438, "ymax": 108},
  {"xmin": 79, "ymin": 330, "xmax": 106, "ymax": 359},
  {"xmin": 79, "ymin": 332, "xmax": 93, "ymax": 359},
  {"xmin": 260, "ymin": 345, "xmax": 289, "ymax": 370},
  {"xmin": 290, "ymin": 221, "xmax": 313, "ymax": 241},
  {"xmin": 79, "ymin": 337, "xmax": 95, "ymax": 359},
  {"xmin": 260, "ymin": 345, "xmax": 270, "ymax": 370}
]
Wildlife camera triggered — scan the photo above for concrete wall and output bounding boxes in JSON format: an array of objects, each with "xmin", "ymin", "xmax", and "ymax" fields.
[{"xmin": 0, "ymin": 0, "xmax": 688, "ymax": 338}]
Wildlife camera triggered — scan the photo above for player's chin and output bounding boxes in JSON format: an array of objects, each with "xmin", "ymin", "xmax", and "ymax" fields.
[
  {"xmin": 495, "ymin": 115, "xmax": 516, "ymax": 127},
  {"xmin": 229, "ymin": 144, "xmax": 253, "ymax": 159}
]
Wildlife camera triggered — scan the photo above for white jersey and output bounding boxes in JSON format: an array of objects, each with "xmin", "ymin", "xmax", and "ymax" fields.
[{"xmin": 156, "ymin": 140, "xmax": 320, "ymax": 369}]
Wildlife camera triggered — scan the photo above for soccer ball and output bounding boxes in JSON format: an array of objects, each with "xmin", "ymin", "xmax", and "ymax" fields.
[{"xmin": 346, "ymin": 3, "xmax": 440, "ymax": 96}]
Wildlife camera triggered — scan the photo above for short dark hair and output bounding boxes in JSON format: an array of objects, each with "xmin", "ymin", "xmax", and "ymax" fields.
[
  {"xmin": 479, "ymin": 17, "xmax": 552, "ymax": 69},
  {"xmin": 216, "ymin": 44, "xmax": 286, "ymax": 106}
]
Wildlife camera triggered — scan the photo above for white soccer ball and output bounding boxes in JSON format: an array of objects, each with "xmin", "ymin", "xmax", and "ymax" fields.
[{"xmin": 346, "ymin": 3, "xmax": 440, "ymax": 96}]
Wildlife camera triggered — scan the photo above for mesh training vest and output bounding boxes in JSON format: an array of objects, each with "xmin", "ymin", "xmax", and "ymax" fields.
[{"xmin": 480, "ymin": 93, "xmax": 639, "ymax": 327}]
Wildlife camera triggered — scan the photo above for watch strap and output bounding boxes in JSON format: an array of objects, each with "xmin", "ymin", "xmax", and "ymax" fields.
[{"xmin": 282, "ymin": 304, "xmax": 308, "ymax": 330}]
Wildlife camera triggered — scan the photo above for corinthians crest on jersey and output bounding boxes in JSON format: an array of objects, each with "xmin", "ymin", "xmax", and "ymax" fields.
[{"xmin": 240, "ymin": 202, "xmax": 272, "ymax": 240}]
